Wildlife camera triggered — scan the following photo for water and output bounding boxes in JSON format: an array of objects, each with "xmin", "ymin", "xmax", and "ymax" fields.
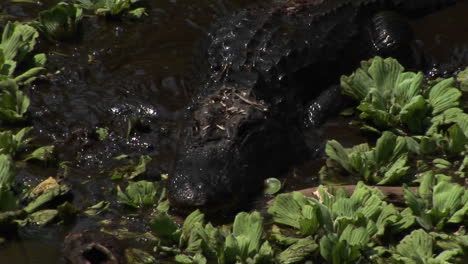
[{"xmin": 0, "ymin": 0, "xmax": 467, "ymax": 262}]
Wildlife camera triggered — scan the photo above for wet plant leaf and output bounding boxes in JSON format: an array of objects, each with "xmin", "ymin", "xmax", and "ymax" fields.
[
  {"xmin": 76, "ymin": 0, "xmax": 146, "ymax": 18},
  {"xmin": 457, "ymin": 67, "xmax": 468, "ymax": 92},
  {"xmin": 321, "ymin": 131, "xmax": 410, "ymax": 185},
  {"xmin": 263, "ymin": 177, "xmax": 281, "ymax": 195},
  {"xmin": 23, "ymin": 209, "xmax": 58, "ymax": 226},
  {"xmin": 0, "ymin": 78, "xmax": 29, "ymax": 122},
  {"xmin": 83, "ymin": 201, "xmax": 110, "ymax": 216},
  {"xmin": 96, "ymin": 127, "xmax": 109, "ymax": 140},
  {"xmin": 23, "ymin": 145, "xmax": 54, "ymax": 161},
  {"xmin": 0, "ymin": 22, "xmax": 38, "ymax": 63},
  {"xmin": 125, "ymin": 248, "xmax": 157, "ymax": 264},
  {"xmin": 14, "ymin": 66, "xmax": 45, "ymax": 84},
  {"xmin": 33, "ymin": 2, "xmax": 83, "ymax": 42},
  {"xmin": 340, "ymin": 57, "xmax": 465, "ymax": 136},
  {"xmin": 404, "ymin": 173, "xmax": 468, "ymax": 231},
  {"xmin": 428, "ymin": 78, "xmax": 461, "ymax": 116},
  {"xmin": 117, "ymin": 180, "xmax": 160, "ymax": 208},
  {"xmin": 110, "ymin": 155, "xmax": 151, "ymax": 180},
  {"xmin": 276, "ymin": 237, "xmax": 318, "ymax": 264},
  {"xmin": 24, "ymin": 184, "xmax": 70, "ymax": 214},
  {"xmin": 0, "ymin": 154, "xmax": 15, "ymax": 189},
  {"xmin": 150, "ymin": 212, "xmax": 180, "ymax": 244}
]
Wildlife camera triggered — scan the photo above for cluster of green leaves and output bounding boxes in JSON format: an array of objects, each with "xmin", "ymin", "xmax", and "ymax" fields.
[
  {"xmin": 31, "ymin": 2, "xmax": 83, "ymax": 42},
  {"xmin": 403, "ymin": 171, "xmax": 467, "ymax": 231},
  {"xmin": 0, "ymin": 6, "xmax": 71, "ymax": 239},
  {"xmin": 266, "ymin": 178, "xmax": 467, "ymax": 263},
  {"xmin": 151, "ymin": 210, "xmax": 273, "ymax": 264},
  {"xmin": 76, "ymin": 0, "xmax": 147, "ymax": 18},
  {"xmin": 143, "ymin": 176, "xmax": 466, "ymax": 263},
  {"xmin": 341, "ymin": 57, "xmax": 464, "ymax": 135},
  {"xmin": 320, "ymin": 57, "xmax": 467, "ymax": 185},
  {"xmin": 117, "ymin": 180, "xmax": 168, "ymax": 210},
  {"xmin": 320, "ymin": 131, "xmax": 410, "ymax": 185},
  {"xmin": 268, "ymin": 183, "xmax": 406, "ymax": 263},
  {"xmin": 0, "ymin": 126, "xmax": 61, "ymax": 230},
  {"xmin": 0, "ymin": 22, "xmax": 46, "ymax": 85},
  {"xmin": 1, "ymin": 174, "xmax": 74, "ymax": 229}
]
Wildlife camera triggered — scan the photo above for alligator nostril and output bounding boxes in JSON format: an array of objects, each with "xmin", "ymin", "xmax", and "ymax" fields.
[{"xmin": 168, "ymin": 177, "xmax": 208, "ymax": 208}]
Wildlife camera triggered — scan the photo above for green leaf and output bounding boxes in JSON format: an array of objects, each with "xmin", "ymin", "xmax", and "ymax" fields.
[
  {"xmin": 34, "ymin": 2, "xmax": 83, "ymax": 42},
  {"xmin": 325, "ymin": 140, "xmax": 350, "ymax": 172},
  {"xmin": 429, "ymin": 180, "xmax": 465, "ymax": 230},
  {"xmin": 23, "ymin": 145, "xmax": 54, "ymax": 161},
  {"xmin": 14, "ymin": 66, "xmax": 45, "ymax": 84},
  {"xmin": 377, "ymin": 154, "xmax": 409, "ymax": 185},
  {"xmin": 110, "ymin": 155, "xmax": 151, "ymax": 180},
  {"xmin": 125, "ymin": 248, "xmax": 156, "ymax": 264},
  {"xmin": 457, "ymin": 67, "xmax": 468, "ymax": 92},
  {"xmin": 24, "ymin": 185, "xmax": 70, "ymax": 214},
  {"xmin": 96, "ymin": 127, "xmax": 109, "ymax": 140},
  {"xmin": 0, "ymin": 78, "xmax": 29, "ymax": 122},
  {"xmin": 404, "ymin": 185, "xmax": 433, "ymax": 230},
  {"xmin": 276, "ymin": 237, "xmax": 318, "ymax": 264},
  {"xmin": 428, "ymin": 78, "xmax": 461, "ymax": 116},
  {"xmin": 127, "ymin": 7, "xmax": 147, "ymax": 19},
  {"xmin": 339, "ymin": 225, "xmax": 369, "ymax": 247},
  {"xmin": 446, "ymin": 124, "xmax": 467, "ymax": 154},
  {"xmin": 268, "ymin": 192, "xmax": 309, "ymax": 229},
  {"xmin": 399, "ymin": 95, "xmax": 429, "ymax": 133},
  {"xmin": 116, "ymin": 180, "xmax": 159, "ymax": 208},
  {"xmin": 263, "ymin": 177, "xmax": 281, "ymax": 195},
  {"xmin": 395, "ymin": 229, "xmax": 433, "ymax": 261},
  {"xmin": 24, "ymin": 209, "xmax": 58, "ymax": 226},
  {"xmin": 150, "ymin": 212, "xmax": 179, "ymax": 244},
  {"xmin": 83, "ymin": 201, "xmax": 110, "ymax": 216},
  {"xmin": 232, "ymin": 212, "xmax": 264, "ymax": 258},
  {"xmin": 33, "ymin": 53, "xmax": 46, "ymax": 67},
  {"xmin": 0, "ymin": 154, "xmax": 15, "ymax": 189},
  {"xmin": 0, "ymin": 22, "xmax": 38, "ymax": 62}
]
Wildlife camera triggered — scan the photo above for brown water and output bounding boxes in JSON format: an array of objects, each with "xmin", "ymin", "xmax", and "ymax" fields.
[{"xmin": 0, "ymin": 0, "xmax": 467, "ymax": 263}]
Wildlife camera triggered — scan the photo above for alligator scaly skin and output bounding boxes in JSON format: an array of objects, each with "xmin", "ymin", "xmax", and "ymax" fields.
[{"xmin": 168, "ymin": 0, "xmax": 460, "ymax": 212}]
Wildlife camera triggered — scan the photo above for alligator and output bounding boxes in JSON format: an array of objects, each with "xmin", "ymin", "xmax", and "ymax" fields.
[{"xmin": 167, "ymin": 0, "xmax": 461, "ymax": 212}]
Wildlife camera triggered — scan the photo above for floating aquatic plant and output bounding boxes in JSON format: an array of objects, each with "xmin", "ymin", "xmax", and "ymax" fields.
[
  {"xmin": 151, "ymin": 210, "xmax": 274, "ymax": 264},
  {"xmin": 341, "ymin": 57, "xmax": 463, "ymax": 135},
  {"xmin": 76, "ymin": 0, "xmax": 147, "ymax": 18},
  {"xmin": 32, "ymin": 2, "xmax": 83, "ymax": 42}
]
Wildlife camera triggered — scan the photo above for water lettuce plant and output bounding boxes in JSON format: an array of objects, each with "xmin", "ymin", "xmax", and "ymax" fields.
[
  {"xmin": 403, "ymin": 172, "xmax": 467, "ymax": 231},
  {"xmin": 117, "ymin": 180, "xmax": 166, "ymax": 209},
  {"xmin": 76, "ymin": 0, "xmax": 147, "ymax": 18},
  {"xmin": 375, "ymin": 229, "xmax": 468, "ymax": 264},
  {"xmin": 32, "ymin": 2, "xmax": 83, "ymax": 42},
  {"xmin": 320, "ymin": 131, "xmax": 410, "ymax": 185},
  {"xmin": 268, "ymin": 183, "xmax": 410, "ymax": 263},
  {"xmin": 0, "ymin": 78, "xmax": 29, "ymax": 122},
  {"xmin": 341, "ymin": 57, "xmax": 462, "ymax": 135},
  {"xmin": 321, "ymin": 57, "xmax": 467, "ymax": 185},
  {"xmin": 110, "ymin": 154, "xmax": 151, "ymax": 180},
  {"xmin": 151, "ymin": 210, "xmax": 274, "ymax": 264}
]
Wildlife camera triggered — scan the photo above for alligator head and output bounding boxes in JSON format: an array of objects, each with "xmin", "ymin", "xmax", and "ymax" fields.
[{"xmin": 167, "ymin": 86, "xmax": 303, "ymax": 212}]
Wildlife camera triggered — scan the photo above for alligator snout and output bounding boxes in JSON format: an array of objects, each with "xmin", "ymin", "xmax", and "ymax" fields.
[{"xmin": 168, "ymin": 143, "xmax": 227, "ymax": 209}]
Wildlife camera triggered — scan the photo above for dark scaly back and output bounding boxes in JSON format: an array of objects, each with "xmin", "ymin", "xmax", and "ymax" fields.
[{"xmin": 202, "ymin": 0, "xmax": 458, "ymax": 102}]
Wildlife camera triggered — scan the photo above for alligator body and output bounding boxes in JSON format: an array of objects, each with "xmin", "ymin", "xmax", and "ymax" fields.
[{"xmin": 168, "ymin": 0, "xmax": 459, "ymax": 212}]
